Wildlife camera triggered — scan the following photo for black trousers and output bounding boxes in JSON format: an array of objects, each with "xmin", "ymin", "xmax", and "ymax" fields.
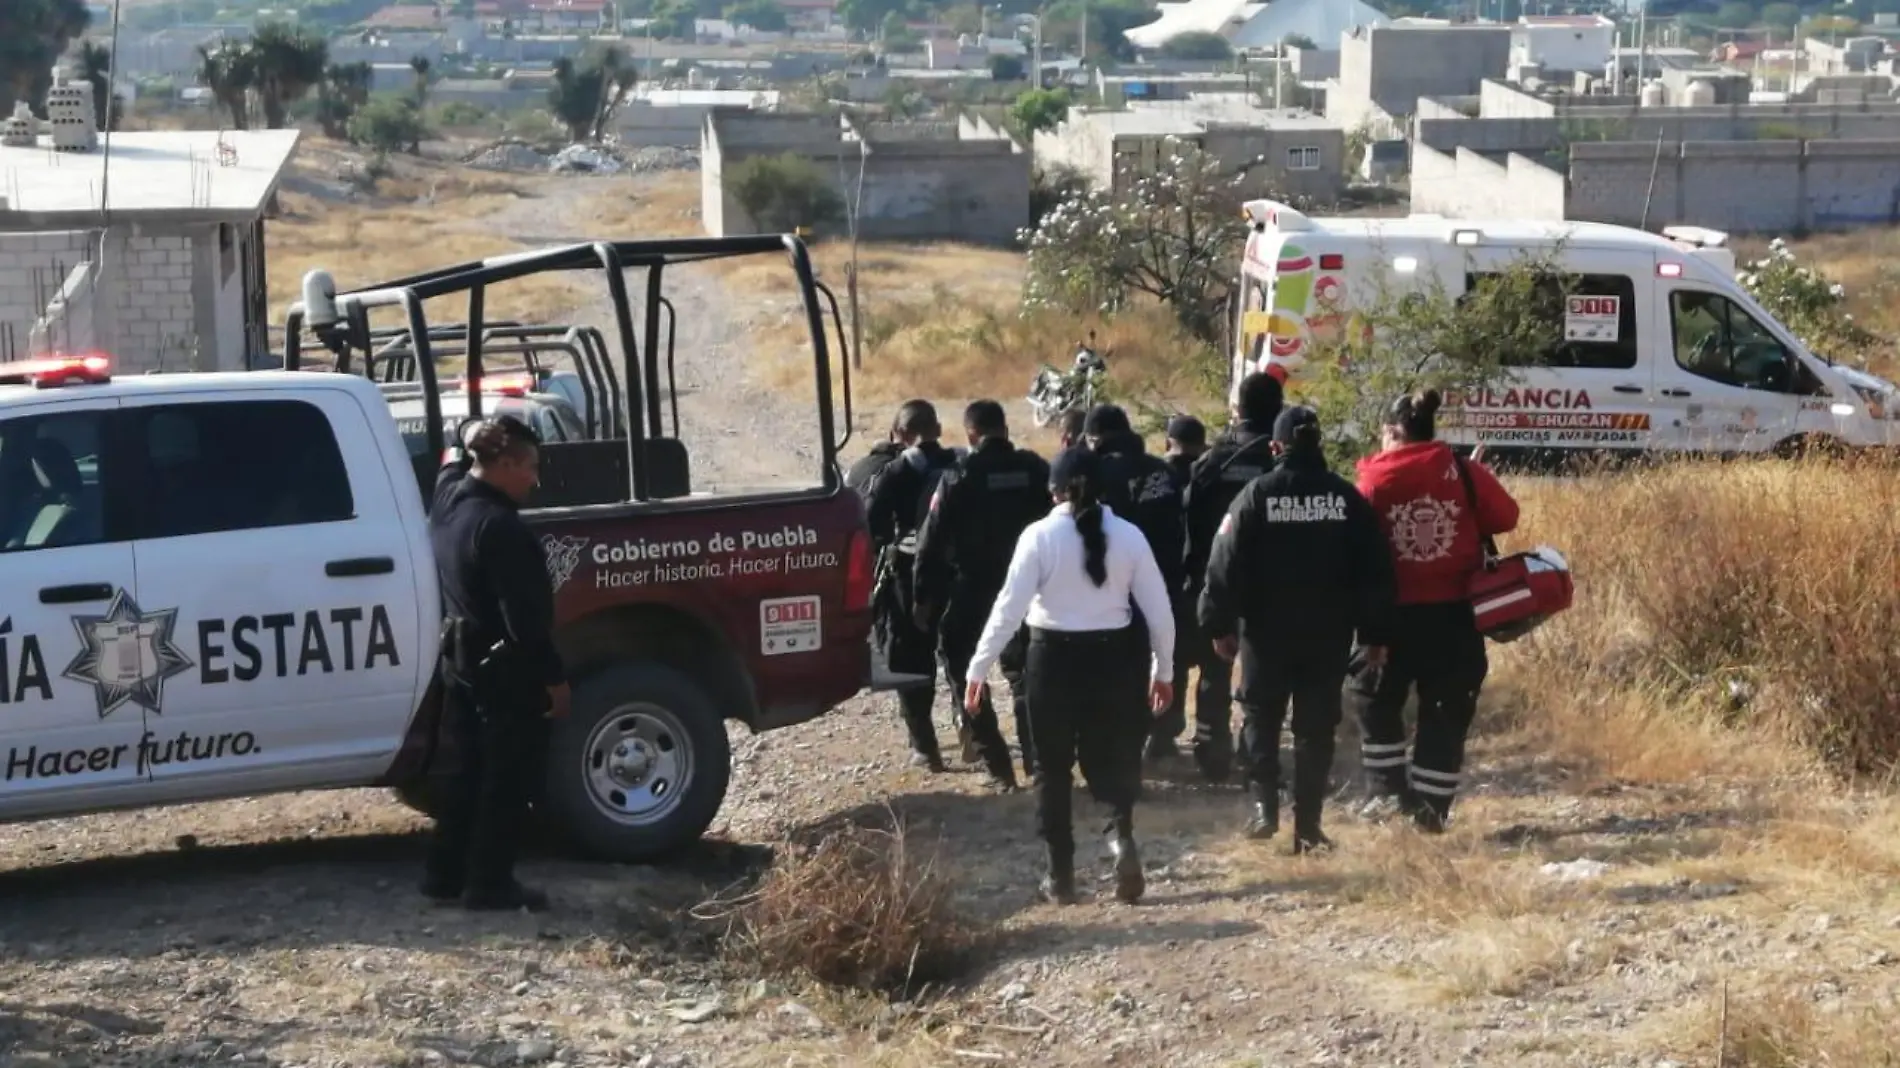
[
  {"xmin": 1237, "ymin": 634, "xmax": 1351, "ymax": 829},
  {"xmin": 423, "ymin": 678, "xmax": 547, "ymax": 896},
  {"xmin": 878, "ymin": 556, "xmax": 945, "ymax": 760},
  {"xmin": 1350, "ymin": 601, "xmax": 1488, "ymax": 815},
  {"xmin": 1025, "ymin": 626, "xmax": 1149, "ymax": 863},
  {"xmin": 1156, "ymin": 612, "xmax": 1237, "ymax": 769},
  {"xmin": 938, "ymin": 594, "xmax": 1021, "ymax": 782}
]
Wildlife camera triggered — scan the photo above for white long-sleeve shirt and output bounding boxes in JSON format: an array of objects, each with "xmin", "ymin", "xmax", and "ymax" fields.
[{"xmin": 966, "ymin": 503, "xmax": 1177, "ymax": 684}]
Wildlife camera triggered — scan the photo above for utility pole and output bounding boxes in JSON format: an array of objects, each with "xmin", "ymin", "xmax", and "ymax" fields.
[{"xmin": 1636, "ymin": 0, "xmax": 1648, "ymax": 94}]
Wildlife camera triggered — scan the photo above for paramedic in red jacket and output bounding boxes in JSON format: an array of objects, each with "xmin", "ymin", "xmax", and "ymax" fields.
[{"xmin": 1352, "ymin": 389, "xmax": 1519, "ymax": 832}]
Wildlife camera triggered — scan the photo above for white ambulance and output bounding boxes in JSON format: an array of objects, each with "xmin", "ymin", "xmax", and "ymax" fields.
[{"xmin": 1232, "ymin": 202, "xmax": 1900, "ymax": 456}]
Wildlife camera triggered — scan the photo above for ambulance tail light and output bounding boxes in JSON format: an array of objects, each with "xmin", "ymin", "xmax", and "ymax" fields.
[
  {"xmin": 0, "ymin": 353, "xmax": 113, "ymax": 388},
  {"xmin": 843, "ymin": 528, "xmax": 874, "ymax": 613},
  {"xmin": 1318, "ymin": 253, "xmax": 1345, "ymax": 270}
]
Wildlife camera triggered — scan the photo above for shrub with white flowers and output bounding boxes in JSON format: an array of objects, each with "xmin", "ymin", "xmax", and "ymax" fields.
[
  {"xmin": 1736, "ymin": 238, "xmax": 1879, "ymax": 362},
  {"xmin": 1020, "ymin": 142, "xmax": 1257, "ymax": 343}
]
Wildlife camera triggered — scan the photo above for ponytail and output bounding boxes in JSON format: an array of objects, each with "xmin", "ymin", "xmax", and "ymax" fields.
[
  {"xmin": 1068, "ymin": 476, "xmax": 1109, "ymax": 587},
  {"xmin": 1384, "ymin": 388, "xmax": 1443, "ymax": 443}
]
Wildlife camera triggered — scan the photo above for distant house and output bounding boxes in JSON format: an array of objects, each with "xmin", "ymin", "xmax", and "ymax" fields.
[
  {"xmin": 1712, "ymin": 40, "xmax": 1769, "ymax": 64},
  {"xmin": 525, "ymin": 0, "xmax": 610, "ymax": 31},
  {"xmin": 0, "ymin": 115, "xmax": 303, "ymax": 371},
  {"xmin": 361, "ymin": 3, "xmax": 448, "ymax": 31},
  {"xmin": 782, "ymin": 0, "xmax": 836, "ymax": 32}
]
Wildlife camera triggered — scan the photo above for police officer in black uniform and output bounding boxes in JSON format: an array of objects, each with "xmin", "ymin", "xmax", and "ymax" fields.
[
  {"xmin": 846, "ymin": 419, "xmax": 905, "ymax": 495},
  {"xmin": 1079, "ymin": 405, "xmax": 1186, "ymax": 762},
  {"xmin": 1199, "ymin": 406, "xmax": 1396, "ymax": 854},
  {"xmin": 1148, "ymin": 414, "xmax": 1208, "ymax": 760},
  {"xmin": 862, "ymin": 400, "xmax": 964, "ymax": 771},
  {"xmin": 914, "ymin": 399, "xmax": 1049, "ymax": 789},
  {"xmin": 1181, "ymin": 372, "xmax": 1285, "ymax": 782},
  {"xmin": 423, "ymin": 415, "xmax": 569, "ymax": 911}
]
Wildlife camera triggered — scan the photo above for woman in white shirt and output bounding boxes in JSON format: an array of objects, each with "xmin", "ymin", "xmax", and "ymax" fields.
[{"xmin": 963, "ymin": 447, "xmax": 1176, "ymax": 906}]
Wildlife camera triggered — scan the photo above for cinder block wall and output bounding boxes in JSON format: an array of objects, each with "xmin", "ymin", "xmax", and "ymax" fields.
[
  {"xmin": 1566, "ymin": 139, "xmax": 1900, "ymax": 231},
  {"xmin": 0, "ymin": 230, "xmax": 94, "ymax": 359},
  {"xmin": 117, "ymin": 232, "xmax": 199, "ymax": 369}
]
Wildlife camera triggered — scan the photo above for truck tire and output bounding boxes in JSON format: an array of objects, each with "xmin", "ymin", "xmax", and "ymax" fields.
[{"xmin": 542, "ymin": 661, "xmax": 732, "ymax": 863}]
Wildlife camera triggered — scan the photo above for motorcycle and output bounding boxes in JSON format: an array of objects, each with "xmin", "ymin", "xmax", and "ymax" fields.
[{"xmin": 1027, "ymin": 332, "xmax": 1109, "ymax": 429}]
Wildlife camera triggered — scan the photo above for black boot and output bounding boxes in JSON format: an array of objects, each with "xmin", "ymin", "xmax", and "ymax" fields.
[
  {"xmin": 1410, "ymin": 792, "xmax": 1451, "ymax": 834},
  {"xmin": 462, "ymin": 880, "xmax": 550, "ymax": 912},
  {"xmin": 1038, "ymin": 848, "xmax": 1077, "ymax": 905},
  {"xmin": 1244, "ymin": 796, "xmax": 1278, "ymax": 840},
  {"xmin": 1290, "ymin": 736, "xmax": 1335, "ymax": 855},
  {"xmin": 1106, "ymin": 825, "xmax": 1144, "ymax": 904},
  {"xmin": 1291, "ymin": 827, "xmax": 1335, "ymax": 855}
]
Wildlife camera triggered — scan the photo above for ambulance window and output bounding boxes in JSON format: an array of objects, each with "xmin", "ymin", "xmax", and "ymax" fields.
[
  {"xmin": 1464, "ymin": 272, "xmax": 1639, "ymax": 370},
  {"xmin": 1669, "ymin": 292, "xmax": 1804, "ymax": 393},
  {"xmin": 0, "ymin": 410, "xmax": 112, "ymax": 553},
  {"xmin": 131, "ymin": 400, "xmax": 355, "ymax": 539}
]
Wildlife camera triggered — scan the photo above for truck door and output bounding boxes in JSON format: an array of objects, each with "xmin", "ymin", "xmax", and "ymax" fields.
[
  {"xmin": 119, "ymin": 388, "xmax": 431, "ymax": 800},
  {"xmin": 0, "ymin": 396, "xmax": 146, "ymax": 816},
  {"xmin": 1648, "ymin": 283, "xmax": 1806, "ymax": 454}
]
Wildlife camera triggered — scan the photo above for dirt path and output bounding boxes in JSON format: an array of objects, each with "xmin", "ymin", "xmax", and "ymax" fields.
[
  {"xmin": 9, "ymin": 685, "xmax": 1892, "ymax": 1067},
  {"xmin": 472, "ymin": 173, "xmax": 824, "ymax": 492}
]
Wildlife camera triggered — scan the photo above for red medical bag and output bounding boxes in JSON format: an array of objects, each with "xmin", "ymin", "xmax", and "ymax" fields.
[{"xmin": 1467, "ymin": 547, "xmax": 1574, "ymax": 643}]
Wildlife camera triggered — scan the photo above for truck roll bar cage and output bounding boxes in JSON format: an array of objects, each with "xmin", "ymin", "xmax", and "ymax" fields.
[{"xmin": 282, "ymin": 235, "xmax": 853, "ymax": 502}]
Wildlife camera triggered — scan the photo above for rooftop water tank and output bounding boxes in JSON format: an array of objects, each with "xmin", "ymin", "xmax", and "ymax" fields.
[
  {"xmin": 1681, "ymin": 78, "xmax": 1716, "ymax": 107},
  {"xmin": 1639, "ymin": 80, "xmax": 1666, "ymax": 107}
]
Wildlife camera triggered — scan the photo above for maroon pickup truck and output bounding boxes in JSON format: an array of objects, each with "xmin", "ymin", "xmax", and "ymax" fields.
[{"xmin": 284, "ymin": 236, "xmax": 904, "ymax": 862}]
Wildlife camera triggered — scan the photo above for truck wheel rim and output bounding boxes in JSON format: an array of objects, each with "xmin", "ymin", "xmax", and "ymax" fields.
[{"xmin": 582, "ymin": 703, "xmax": 693, "ymax": 827}]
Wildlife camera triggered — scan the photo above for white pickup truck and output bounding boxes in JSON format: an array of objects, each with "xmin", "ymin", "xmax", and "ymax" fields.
[{"xmin": 0, "ymin": 235, "xmax": 891, "ymax": 861}]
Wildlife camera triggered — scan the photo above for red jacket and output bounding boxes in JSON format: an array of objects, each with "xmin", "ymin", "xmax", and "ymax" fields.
[{"xmin": 1356, "ymin": 442, "xmax": 1520, "ymax": 606}]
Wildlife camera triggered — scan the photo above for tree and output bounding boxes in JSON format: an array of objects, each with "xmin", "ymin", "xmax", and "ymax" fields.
[
  {"xmin": 1281, "ymin": 33, "xmax": 1316, "ymax": 49},
  {"xmin": 989, "ymin": 53, "xmax": 1025, "ymax": 81},
  {"xmin": 1713, "ymin": 1, "xmax": 1758, "ymax": 27},
  {"xmin": 1761, "ymin": 1, "xmax": 1801, "ymax": 27},
  {"xmin": 0, "ymin": 0, "xmax": 89, "ymax": 116},
  {"xmin": 1159, "ymin": 30, "xmax": 1233, "ymax": 60},
  {"xmin": 75, "ymin": 41, "xmax": 119, "ymax": 131},
  {"xmin": 647, "ymin": 0, "xmax": 698, "ymax": 38},
  {"xmin": 248, "ymin": 21, "xmax": 329, "ymax": 129},
  {"xmin": 317, "ymin": 60, "xmax": 372, "ymax": 138},
  {"xmin": 409, "ymin": 53, "xmax": 432, "ymax": 106},
  {"xmin": 1009, "ymin": 87, "xmax": 1070, "ymax": 137},
  {"xmin": 880, "ymin": 10, "xmax": 920, "ymax": 49},
  {"xmin": 724, "ymin": 0, "xmax": 789, "ymax": 30},
  {"xmin": 196, "ymin": 41, "xmax": 257, "ymax": 129},
  {"xmin": 837, "ymin": 0, "xmax": 907, "ymax": 35},
  {"xmin": 347, "ymin": 94, "xmax": 430, "ymax": 155},
  {"xmin": 1296, "ymin": 253, "xmax": 1571, "ymax": 462},
  {"xmin": 1736, "ymin": 238, "xmax": 1880, "ymax": 364},
  {"xmin": 1043, "ymin": 0, "xmax": 1144, "ymax": 62},
  {"xmin": 1022, "ymin": 142, "xmax": 1249, "ymax": 342},
  {"xmin": 726, "ymin": 152, "xmax": 844, "ymax": 232},
  {"xmin": 548, "ymin": 45, "xmax": 636, "ymax": 141}
]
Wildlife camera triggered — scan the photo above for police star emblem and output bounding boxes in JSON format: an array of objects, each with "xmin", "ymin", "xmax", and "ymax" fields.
[{"xmin": 62, "ymin": 588, "xmax": 195, "ymax": 720}]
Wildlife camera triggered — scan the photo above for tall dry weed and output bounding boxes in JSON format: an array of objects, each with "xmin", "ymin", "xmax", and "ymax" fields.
[
  {"xmin": 1509, "ymin": 457, "xmax": 1900, "ymax": 775},
  {"xmin": 721, "ymin": 821, "xmax": 986, "ymax": 995}
]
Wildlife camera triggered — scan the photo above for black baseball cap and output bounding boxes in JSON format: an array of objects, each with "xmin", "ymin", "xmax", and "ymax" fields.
[
  {"xmin": 1166, "ymin": 414, "xmax": 1206, "ymax": 446},
  {"xmin": 1272, "ymin": 405, "xmax": 1322, "ymax": 447},
  {"xmin": 1083, "ymin": 403, "xmax": 1132, "ymax": 437}
]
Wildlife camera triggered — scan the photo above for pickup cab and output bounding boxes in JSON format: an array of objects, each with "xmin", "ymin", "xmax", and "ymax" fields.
[{"xmin": 0, "ymin": 235, "xmax": 884, "ymax": 861}]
